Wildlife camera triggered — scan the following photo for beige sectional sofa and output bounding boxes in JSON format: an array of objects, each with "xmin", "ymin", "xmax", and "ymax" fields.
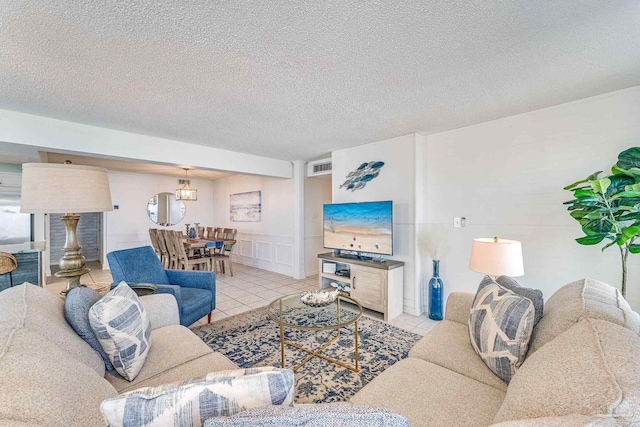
[
  {"xmin": 0, "ymin": 284, "xmax": 238, "ymax": 426},
  {"xmin": 351, "ymin": 278, "xmax": 640, "ymax": 426},
  {"xmin": 1, "ymin": 278, "xmax": 638, "ymax": 426}
]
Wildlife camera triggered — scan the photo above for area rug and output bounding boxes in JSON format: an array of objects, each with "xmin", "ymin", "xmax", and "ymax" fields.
[{"xmin": 193, "ymin": 307, "xmax": 421, "ymax": 403}]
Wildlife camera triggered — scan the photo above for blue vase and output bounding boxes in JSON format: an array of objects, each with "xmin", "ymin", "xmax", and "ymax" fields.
[
  {"xmin": 428, "ymin": 260, "xmax": 443, "ymax": 320},
  {"xmin": 188, "ymin": 227, "xmax": 196, "ymax": 239}
]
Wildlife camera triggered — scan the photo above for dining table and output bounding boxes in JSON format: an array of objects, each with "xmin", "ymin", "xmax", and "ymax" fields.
[
  {"xmin": 184, "ymin": 238, "xmax": 236, "ymax": 257},
  {"xmin": 183, "ymin": 239, "xmax": 207, "ymax": 258}
]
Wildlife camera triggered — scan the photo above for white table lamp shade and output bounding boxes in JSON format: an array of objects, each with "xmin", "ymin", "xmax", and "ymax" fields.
[
  {"xmin": 469, "ymin": 238, "xmax": 524, "ymax": 277},
  {"xmin": 20, "ymin": 163, "xmax": 113, "ymax": 213}
]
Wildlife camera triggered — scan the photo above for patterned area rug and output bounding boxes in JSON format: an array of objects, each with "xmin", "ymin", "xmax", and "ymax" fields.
[{"xmin": 193, "ymin": 307, "xmax": 421, "ymax": 403}]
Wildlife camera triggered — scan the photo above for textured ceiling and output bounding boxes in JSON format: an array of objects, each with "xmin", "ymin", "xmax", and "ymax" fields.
[{"xmin": 0, "ymin": 1, "xmax": 639, "ymax": 161}]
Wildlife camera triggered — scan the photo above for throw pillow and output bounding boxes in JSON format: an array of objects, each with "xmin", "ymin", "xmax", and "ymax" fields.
[
  {"xmin": 64, "ymin": 286, "xmax": 115, "ymax": 373},
  {"xmin": 100, "ymin": 367, "xmax": 295, "ymax": 427},
  {"xmin": 496, "ymin": 275, "xmax": 544, "ymax": 325},
  {"xmin": 204, "ymin": 402, "xmax": 410, "ymax": 427},
  {"xmin": 89, "ymin": 281, "xmax": 152, "ymax": 381},
  {"xmin": 469, "ymin": 276, "xmax": 535, "ymax": 383}
]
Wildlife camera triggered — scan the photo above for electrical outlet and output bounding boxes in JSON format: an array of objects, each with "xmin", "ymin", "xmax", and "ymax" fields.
[{"xmin": 453, "ymin": 217, "xmax": 466, "ymax": 228}]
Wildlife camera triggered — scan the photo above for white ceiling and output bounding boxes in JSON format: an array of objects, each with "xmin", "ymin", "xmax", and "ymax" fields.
[{"xmin": 1, "ymin": 1, "xmax": 639, "ymax": 161}]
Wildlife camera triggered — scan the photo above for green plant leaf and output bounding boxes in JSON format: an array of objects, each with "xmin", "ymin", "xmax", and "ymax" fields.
[
  {"xmin": 576, "ymin": 196, "xmax": 601, "ymax": 206},
  {"xmin": 611, "ymin": 191, "xmax": 640, "ymax": 199},
  {"xmin": 618, "ymin": 225, "xmax": 640, "ymax": 245},
  {"xmin": 629, "ymin": 244, "xmax": 640, "ymax": 254},
  {"xmin": 626, "ymin": 183, "xmax": 640, "ymax": 192},
  {"xmin": 618, "ymin": 213, "xmax": 640, "ymax": 222},
  {"xmin": 602, "ymin": 240, "xmax": 617, "ymax": 251},
  {"xmin": 570, "ymin": 210, "xmax": 586, "ymax": 219},
  {"xmin": 612, "ymin": 164, "xmax": 628, "ymax": 176},
  {"xmin": 607, "ymin": 175, "xmax": 635, "ymax": 196},
  {"xmin": 573, "ymin": 189, "xmax": 596, "ymax": 198},
  {"xmin": 590, "ymin": 178, "xmax": 611, "ymax": 194},
  {"xmin": 576, "ymin": 234, "xmax": 608, "ymax": 245},
  {"xmin": 563, "ymin": 171, "xmax": 602, "ymax": 190},
  {"xmin": 617, "ymin": 147, "xmax": 640, "ymax": 170}
]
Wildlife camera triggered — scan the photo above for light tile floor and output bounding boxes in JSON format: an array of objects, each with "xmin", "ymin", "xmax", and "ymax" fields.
[{"xmin": 45, "ymin": 262, "xmax": 439, "ymax": 335}]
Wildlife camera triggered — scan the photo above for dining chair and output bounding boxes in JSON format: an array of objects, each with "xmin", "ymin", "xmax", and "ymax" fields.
[
  {"xmin": 206, "ymin": 227, "xmax": 214, "ymax": 239},
  {"xmin": 222, "ymin": 228, "xmax": 237, "ymax": 241},
  {"xmin": 148, "ymin": 228, "xmax": 161, "ymax": 259},
  {"xmin": 170, "ymin": 230, "xmax": 210, "ymax": 271},
  {"xmin": 211, "ymin": 247, "xmax": 233, "ymax": 276},
  {"xmin": 214, "ymin": 227, "xmax": 224, "ymax": 240},
  {"xmin": 212, "ymin": 230, "xmax": 236, "ymax": 276},
  {"xmin": 157, "ymin": 229, "xmax": 176, "ymax": 269}
]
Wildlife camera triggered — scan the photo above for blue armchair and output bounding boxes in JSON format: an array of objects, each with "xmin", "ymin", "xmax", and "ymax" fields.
[{"xmin": 107, "ymin": 246, "xmax": 216, "ymax": 327}]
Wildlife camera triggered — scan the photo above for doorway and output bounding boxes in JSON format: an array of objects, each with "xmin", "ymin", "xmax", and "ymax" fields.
[{"xmin": 49, "ymin": 212, "xmax": 103, "ymax": 269}]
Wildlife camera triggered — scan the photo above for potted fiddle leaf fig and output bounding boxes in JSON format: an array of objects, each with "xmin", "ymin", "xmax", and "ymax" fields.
[{"xmin": 564, "ymin": 147, "xmax": 640, "ymax": 298}]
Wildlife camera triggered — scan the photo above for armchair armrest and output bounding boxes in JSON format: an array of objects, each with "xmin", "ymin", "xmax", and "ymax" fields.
[
  {"xmin": 165, "ymin": 269, "xmax": 216, "ymax": 293},
  {"xmin": 445, "ymin": 292, "xmax": 476, "ymax": 325},
  {"xmin": 153, "ymin": 284, "xmax": 182, "ymax": 308},
  {"xmin": 139, "ymin": 294, "xmax": 180, "ymax": 330}
]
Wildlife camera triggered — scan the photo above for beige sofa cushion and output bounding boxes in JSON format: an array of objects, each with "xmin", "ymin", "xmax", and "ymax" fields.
[
  {"xmin": 409, "ymin": 320, "xmax": 507, "ymax": 392},
  {"xmin": 351, "ymin": 358, "xmax": 505, "ymax": 427},
  {"xmin": 106, "ymin": 324, "xmax": 237, "ymax": 392},
  {"xmin": 491, "ymin": 414, "xmax": 622, "ymax": 426},
  {"xmin": 445, "ymin": 292, "xmax": 476, "ymax": 325},
  {"xmin": 528, "ymin": 278, "xmax": 640, "ymax": 355},
  {"xmin": 0, "ymin": 284, "xmax": 105, "ymax": 375},
  {"xmin": 494, "ymin": 319, "xmax": 640, "ymax": 425},
  {"xmin": 0, "ymin": 328, "xmax": 117, "ymax": 426}
]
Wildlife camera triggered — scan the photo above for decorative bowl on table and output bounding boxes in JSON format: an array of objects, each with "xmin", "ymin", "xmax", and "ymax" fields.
[{"xmin": 300, "ymin": 289, "xmax": 340, "ymax": 307}]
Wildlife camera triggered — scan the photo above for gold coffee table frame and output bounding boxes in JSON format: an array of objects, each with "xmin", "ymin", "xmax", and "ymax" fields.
[{"xmin": 267, "ymin": 293, "xmax": 362, "ymax": 373}]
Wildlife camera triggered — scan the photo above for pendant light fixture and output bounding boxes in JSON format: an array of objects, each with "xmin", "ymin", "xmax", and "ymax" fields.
[{"xmin": 176, "ymin": 168, "xmax": 197, "ymax": 201}]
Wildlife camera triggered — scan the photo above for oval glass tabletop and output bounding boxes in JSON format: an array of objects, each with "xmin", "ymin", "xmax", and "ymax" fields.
[{"xmin": 267, "ymin": 293, "xmax": 362, "ymax": 331}]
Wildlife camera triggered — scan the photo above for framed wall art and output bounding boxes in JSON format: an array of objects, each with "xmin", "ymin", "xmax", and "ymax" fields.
[{"xmin": 230, "ymin": 190, "xmax": 261, "ymax": 222}]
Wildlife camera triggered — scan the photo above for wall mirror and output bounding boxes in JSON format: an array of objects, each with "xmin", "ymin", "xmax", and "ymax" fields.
[{"xmin": 147, "ymin": 192, "xmax": 186, "ymax": 226}]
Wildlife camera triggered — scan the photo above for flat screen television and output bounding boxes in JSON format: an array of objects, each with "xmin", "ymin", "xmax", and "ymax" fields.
[{"xmin": 323, "ymin": 201, "xmax": 393, "ymax": 256}]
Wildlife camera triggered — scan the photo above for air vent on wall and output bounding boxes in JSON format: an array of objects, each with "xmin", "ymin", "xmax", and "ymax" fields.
[{"xmin": 307, "ymin": 159, "xmax": 332, "ymax": 177}]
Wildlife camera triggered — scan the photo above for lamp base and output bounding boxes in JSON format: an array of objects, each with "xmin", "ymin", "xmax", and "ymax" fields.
[
  {"xmin": 56, "ymin": 267, "xmax": 91, "ymax": 295},
  {"xmin": 56, "ymin": 214, "xmax": 90, "ymax": 296}
]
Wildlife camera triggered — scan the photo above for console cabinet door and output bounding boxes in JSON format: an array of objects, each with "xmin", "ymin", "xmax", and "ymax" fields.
[{"xmin": 351, "ymin": 266, "xmax": 386, "ymax": 312}]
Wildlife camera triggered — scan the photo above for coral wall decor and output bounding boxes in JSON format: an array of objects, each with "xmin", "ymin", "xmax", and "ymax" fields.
[{"xmin": 339, "ymin": 161, "xmax": 384, "ymax": 191}]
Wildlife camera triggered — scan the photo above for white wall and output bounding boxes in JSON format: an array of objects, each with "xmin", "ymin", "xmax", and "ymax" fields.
[
  {"xmin": 304, "ymin": 176, "xmax": 332, "ymax": 275},
  {"xmin": 332, "ymin": 134, "xmax": 420, "ymax": 315},
  {"xmin": 0, "ymin": 109, "xmax": 292, "ymax": 178},
  {"xmin": 104, "ymin": 171, "xmax": 215, "ymax": 264},
  {"xmin": 418, "ymin": 86, "xmax": 640, "ymax": 311},
  {"xmin": 210, "ymin": 174, "xmax": 297, "ymax": 276}
]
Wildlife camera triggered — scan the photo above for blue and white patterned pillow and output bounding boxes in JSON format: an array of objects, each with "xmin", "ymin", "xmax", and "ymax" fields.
[
  {"xmin": 468, "ymin": 276, "xmax": 535, "ymax": 383},
  {"xmin": 100, "ymin": 367, "xmax": 295, "ymax": 427},
  {"xmin": 89, "ymin": 281, "xmax": 152, "ymax": 381},
  {"xmin": 204, "ymin": 402, "xmax": 410, "ymax": 427}
]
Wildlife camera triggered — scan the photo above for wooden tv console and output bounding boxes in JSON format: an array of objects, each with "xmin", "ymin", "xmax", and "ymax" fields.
[{"xmin": 317, "ymin": 253, "xmax": 404, "ymax": 321}]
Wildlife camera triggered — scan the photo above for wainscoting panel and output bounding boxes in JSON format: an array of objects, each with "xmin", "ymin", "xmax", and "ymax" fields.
[
  {"xmin": 256, "ymin": 241, "xmax": 272, "ymax": 262},
  {"xmin": 231, "ymin": 232, "xmax": 295, "ymax": 277},
  {"xmin": 274, "ymin": 243, "xmax": 293, "ymax": 266},
  {"xmin": 240, "ymin": 240, "xmax": 253, "ymax": 258}
]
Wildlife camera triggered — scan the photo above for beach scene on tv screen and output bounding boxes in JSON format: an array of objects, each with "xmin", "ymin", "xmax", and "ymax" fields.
[{"xmin": 323, "ymin": 201, "xmax": 392, "ymax": 255}]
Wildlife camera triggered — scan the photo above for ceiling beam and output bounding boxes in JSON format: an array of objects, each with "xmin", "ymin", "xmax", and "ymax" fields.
[{"xmin": 0, "ymin": 109, "xmax": 293, "ymax": 179}]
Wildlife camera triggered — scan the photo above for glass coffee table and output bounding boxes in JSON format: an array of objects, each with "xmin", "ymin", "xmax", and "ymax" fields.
[{"xmin": 267, "ymin": 293, "xmax": 363, "ymax": 372}]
